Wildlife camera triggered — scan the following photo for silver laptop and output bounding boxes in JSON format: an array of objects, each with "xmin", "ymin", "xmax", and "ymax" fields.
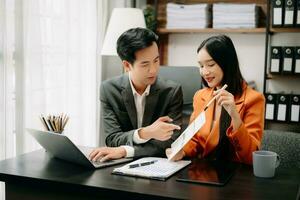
[{"xmin": 27, "ymin": 129, "xmax": 132, "ymax": 168}]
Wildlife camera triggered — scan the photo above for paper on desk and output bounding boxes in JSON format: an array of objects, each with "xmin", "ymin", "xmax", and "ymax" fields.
[
  {"xmin": 168, "ymin": 112, "xmax": 206, "ymax": 161},
  {"xmin": 112, "ymin": 157, "xmax": 191, "ymax": 181}
]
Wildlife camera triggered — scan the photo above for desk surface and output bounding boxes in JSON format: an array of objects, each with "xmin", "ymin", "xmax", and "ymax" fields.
[{"xmin": 0, "ymin": 150, "xmax": 299, "ymax": 200}]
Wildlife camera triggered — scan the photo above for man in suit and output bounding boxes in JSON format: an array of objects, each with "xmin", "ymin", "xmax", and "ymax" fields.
[{"xmin": 89, "ymin": 28, "xmax": 183, "ymax": 162}]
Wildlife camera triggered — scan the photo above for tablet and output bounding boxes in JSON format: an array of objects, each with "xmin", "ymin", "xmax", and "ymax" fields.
[{"xmin": 176, "ymin": 159, "xmax": 239, "ymax": 186}]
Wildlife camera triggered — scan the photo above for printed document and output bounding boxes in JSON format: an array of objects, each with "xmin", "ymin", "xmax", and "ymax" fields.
[{"xmin": 168, "ymin": 112, "xmax": 206, "ymax": 161}]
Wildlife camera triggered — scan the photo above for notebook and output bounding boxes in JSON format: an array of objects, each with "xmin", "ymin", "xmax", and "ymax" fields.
[
  {"xmin": 112, "ymin": 157, "xmax": 191, "ymax": 181},
  {"xmin": 27, "ymin": 128, "xmax": 132, "ymax": 168},
  {"xmin": 176, "ymin": 159, "xmax": 239, "ymax": 186}
]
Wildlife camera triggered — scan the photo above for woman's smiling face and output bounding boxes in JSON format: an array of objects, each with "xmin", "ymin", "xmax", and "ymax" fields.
[{"xmin": 197, "ymin": 48, "xmax": 224, "ymax": 89}]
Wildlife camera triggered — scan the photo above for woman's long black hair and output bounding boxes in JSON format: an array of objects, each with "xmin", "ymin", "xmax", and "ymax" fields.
[
  {"xmin": 197, "ymin": 35, "xmax": 245, "ymax": 97},
  {"xmin": 198, "ymin": 35, "xmax": 245, "ymax": 161}
]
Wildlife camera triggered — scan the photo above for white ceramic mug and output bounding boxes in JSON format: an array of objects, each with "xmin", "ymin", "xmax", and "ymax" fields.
[{"xmin": 253, "ymin": 150, "xmax": 280, "ymax": 178}]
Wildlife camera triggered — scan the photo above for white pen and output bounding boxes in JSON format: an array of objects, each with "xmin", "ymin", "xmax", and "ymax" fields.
[{"xmin": 204, "ymin": 84, "xmax": 228, "ymax": 111}]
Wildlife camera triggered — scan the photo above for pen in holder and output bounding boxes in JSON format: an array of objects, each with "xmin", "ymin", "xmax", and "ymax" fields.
[{"xmin": 39, "ymin": 113, "xmax": 69, "ymax": 134}]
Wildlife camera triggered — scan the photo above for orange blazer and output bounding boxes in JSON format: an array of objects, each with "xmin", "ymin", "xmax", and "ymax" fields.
[{"xmin": 183, "ymin": 83, "xmax": 265, "ymax": 165}]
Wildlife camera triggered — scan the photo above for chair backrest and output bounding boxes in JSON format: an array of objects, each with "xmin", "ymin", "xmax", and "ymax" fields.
[
  {"xmin": 159, "ymin": 66, "xmax": 202, "ymax": 105},
  {"xmin": 261, "ymin": 130, "xmax": 300, "ymax": 169}
]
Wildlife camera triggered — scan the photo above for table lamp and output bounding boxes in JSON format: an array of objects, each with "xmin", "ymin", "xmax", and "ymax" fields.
[{"xmin": 101, "ymin": 8, "xmax": 146, "ymax": 56}]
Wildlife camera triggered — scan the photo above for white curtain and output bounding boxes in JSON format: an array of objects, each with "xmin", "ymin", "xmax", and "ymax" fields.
[
  {"xmin": 0, "ymin": 0, "xmax": 111, "ymax": 198},
  {"xmin": 96, "ymin": 0, "xmax": 108, "ymax": 146},
  {"xmin": 14, "ymin": 0, "xmax": 98, "ymax": 154},
  {"xmin": 1, "ymin": 0, "xmax": 16, "ymax": 199}
]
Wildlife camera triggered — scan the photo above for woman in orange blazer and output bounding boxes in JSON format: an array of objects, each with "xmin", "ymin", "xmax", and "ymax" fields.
[{"xmin": 167, "ymin": 35, "xmax": 265, "ymax": 165}]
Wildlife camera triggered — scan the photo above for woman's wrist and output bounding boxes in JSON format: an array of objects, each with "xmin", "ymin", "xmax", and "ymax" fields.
[{"xmin": 231, "ymin": 110, "xmax": 242, "ymax": 131}]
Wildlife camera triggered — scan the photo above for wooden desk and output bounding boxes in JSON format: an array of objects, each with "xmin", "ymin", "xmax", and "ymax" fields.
[{"xmin": 0, "ymin": 150, "xmax": 299, "ymax": 200}]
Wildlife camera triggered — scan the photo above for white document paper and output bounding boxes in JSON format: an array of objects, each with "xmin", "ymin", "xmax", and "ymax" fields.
[
  {"xmin": 277, "ymin": 104, "xmax": 287, "ymax": 121},
  {"xmin": 295, "ymin": 60, "xmax": 300, "ymax": 73},
  {"xmin": 266, "ymin": 103, "xmax": 275, "ymax": 120},
  {"xmin": 284, "ymin": 10, "xmax": 294, "ymax": 25},
  {"xmin": 291, "ymin": 105, "xmax": 300, "ymax": 122},
  {"xmin": 112, "ymin": 157, "xmax": 191, "ymax": 180},
  {"xmin": 168, "ymin": 112, "xmax": 206, "ymax": 161},
  {"xmin": 270, "ymin": 59, "xmax": 280, "ymax": 72},
  {"xmin": 273, "ymin": 8, "xmax": 282, "ymax": 25},
  {"xmin": 283, "ymin": 58, "xmax": 292, "ymax": 72}
]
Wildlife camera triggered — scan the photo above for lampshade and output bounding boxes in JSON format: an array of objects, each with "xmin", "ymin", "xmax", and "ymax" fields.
[{"xmin": 101, "ymin": 8, "xmax": 146, "ymax": 56}]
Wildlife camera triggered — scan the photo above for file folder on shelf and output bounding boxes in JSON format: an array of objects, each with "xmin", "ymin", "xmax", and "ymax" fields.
[
  {"xmin": 283, "ymin": 0, "xmax": 296, "ymax": 26},
  {"xmin": 265, "ymin": 93, "xmax": 277, "ymax": 121},
  {"xmin": 290, "ymin": 94, "xmax": 300, "ymax": 122},
  {"xmin": 270, "ymin": 46, "xmax": 282, "ymax": 73},
  {"xmin": 282, "ymin": 47, "xmax": 294, "ymax": 74},
  {"xmin": 272, "ymin": 0, "xmax": 284, "ymax": 26},
  {"xmin": 296, "ymin": 0, "xmax": 300, "ymax": 26},
  {"xmin": 294, "ymin": 47, "xmax": 300, "ymax": 74},
  {"xmin": 276, "ymin": 94, "xmax": 290, "ymax": 122}
]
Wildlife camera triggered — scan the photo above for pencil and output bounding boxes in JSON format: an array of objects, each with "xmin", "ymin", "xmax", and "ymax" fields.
[
  {"xmin": 39, "ymin": 115, "xmax": 50, "ymax": 131},
  {"xmin": 47, "ymin": 115, "xmax": 54, "ymax": 131},
  {"xmin": 62, "ymin": 116, "xmax": 69, "ymax": 129},
  {"xmin": 204, "ymin": 84, "xmax": 228, "ymax": 111}
]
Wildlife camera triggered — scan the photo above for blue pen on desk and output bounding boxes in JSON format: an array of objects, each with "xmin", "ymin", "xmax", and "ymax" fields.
[{"xmin": 128, "ymin": 160, "xmax": 158, "ymax": 169}]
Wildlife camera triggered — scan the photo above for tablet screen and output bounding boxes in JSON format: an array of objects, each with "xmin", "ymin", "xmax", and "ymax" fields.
[{"xmin": 176, "ymin": 159, "xmax": 239, "ymax": 186}]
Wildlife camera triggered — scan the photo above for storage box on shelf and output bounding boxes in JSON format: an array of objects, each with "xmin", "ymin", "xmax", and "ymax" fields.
[{"xmin": 147, "ymin": 0, "xmax": 268, "ymax": 65}]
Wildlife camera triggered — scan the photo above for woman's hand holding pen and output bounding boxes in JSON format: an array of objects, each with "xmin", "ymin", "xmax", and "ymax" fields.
[
  {"xmin": 213, "ymin": 89, "xmax": 236, "ymax": 116},
  {"xmin": 213, "ymin": 89, "xmax": 242, "ymax": 131}
]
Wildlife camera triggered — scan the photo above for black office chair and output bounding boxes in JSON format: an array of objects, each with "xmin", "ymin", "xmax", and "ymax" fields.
[
  {"xmin": 261, "ymin": 130, "xmax": 300, "ymax": 169},
  {"xmin": 159, "ymin": 66, "xmax": 202, "ymax": 130}
]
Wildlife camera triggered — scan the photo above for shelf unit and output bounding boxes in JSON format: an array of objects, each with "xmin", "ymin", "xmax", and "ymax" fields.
[
  {"xmin": 263, "ymin": 0, "xmax": 300, "ymax": 132},
  {"xmin": 270, "ymin": 28, "xmax": 300, "ymax": 33},
  {"xmin": 157, "ymin": 28, "xmax": 266, "ymax": 34},
  {"xmin": 148, "ymin": 0, "xmax": 268, "ymax": 65}
]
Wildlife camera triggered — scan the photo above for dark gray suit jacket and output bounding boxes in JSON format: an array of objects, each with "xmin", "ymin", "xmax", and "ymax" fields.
[{"xmin": 100, "ymin": 74, "xmax": 183, "ymax": 158}]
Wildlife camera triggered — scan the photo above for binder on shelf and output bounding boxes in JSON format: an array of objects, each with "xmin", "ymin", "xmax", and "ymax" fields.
[
  {"xmin": 265, "ymin": 93, "xmax": 277, "ymax": 121},
  {"xmin": 276, "ymin": 94, "xmax": 290, "ymax": 122},
  {"xmin": 290, "ymin": 94, "xmax": 300, "ymax": 122},
  {"xmin": 282, "ymin": 47, "xmax": 294, "ymax": 74},
  {"xmin": 283, "ymin": 0, "xmax": 296, "ymax": 27},
  {"xmin": 296, "ymin": 0, "xmax": 300, "ymax": 26},
  {"xmin": 294, "ymin": 47, "xmax": 300, "ymax": 74},
  {"xmin": 272, "ymin": 0, "xmax": 284, "ymax": 26},
  {"xmin": 270, "ymin": 46, "xmax": 282, "ymax": 73}
]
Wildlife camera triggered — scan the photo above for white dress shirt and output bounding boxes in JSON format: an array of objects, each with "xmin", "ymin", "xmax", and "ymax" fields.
[{"xmin": 122, "ymin": 73, "xmax": 151, "ymax": 157}]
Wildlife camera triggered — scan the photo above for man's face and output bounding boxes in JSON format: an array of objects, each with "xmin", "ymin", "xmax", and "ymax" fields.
[{"xmin": 124, "ymin": 42, "xmax": 160, "ymax": 88}]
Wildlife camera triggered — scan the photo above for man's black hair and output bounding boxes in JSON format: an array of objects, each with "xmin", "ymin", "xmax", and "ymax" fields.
[{"xmin": 116, "ymin": 27, "xmax": 159, "ymax": 64}]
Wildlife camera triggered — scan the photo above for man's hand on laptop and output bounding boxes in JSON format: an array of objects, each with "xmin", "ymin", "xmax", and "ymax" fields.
[
  {"xmin": 89, "ymin": 147, "xmax": 126, "ymax": 162},
  {"xmin": 138, "ymin": 116, "xmax": 181, "ymax": 141}
]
